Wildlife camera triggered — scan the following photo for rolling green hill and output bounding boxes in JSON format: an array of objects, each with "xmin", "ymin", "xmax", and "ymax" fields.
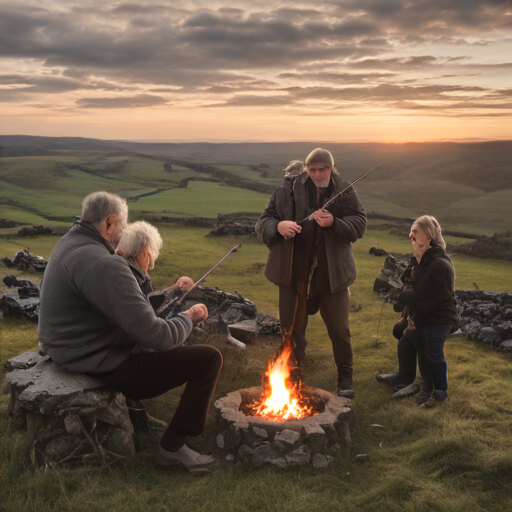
[{"xmin": 0, "ymin": 136, "xmax": 510, "ymax": 235}]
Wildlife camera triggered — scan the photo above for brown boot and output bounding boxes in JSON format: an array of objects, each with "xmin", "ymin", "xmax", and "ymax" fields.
[{"xmin": 337, "ymin": 365, "xmax": 355, "ymax": 399}]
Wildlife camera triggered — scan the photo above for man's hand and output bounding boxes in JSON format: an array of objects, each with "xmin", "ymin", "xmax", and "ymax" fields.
[
  {"xmin": 175, "ymin": 276, "xmax": 194, "ymax": 291},
  {"xmin": 278, "ymin": 221, "xmax": 302, "ymax": 239},
  {"xmin": 312, "ymin": 209, "xmax": 333, "ymax": 228},
  {"xmin": 183, "ymin": 303, "xmax": 208, "ymax": 323}
]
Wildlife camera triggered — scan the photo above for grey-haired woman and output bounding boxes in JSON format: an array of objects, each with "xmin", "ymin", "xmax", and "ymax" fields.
[
  {"xmin": 116, "ymin": 220, "xmax": 204, "ymax": 319},
  {"xmin": 377, "ymin": 215, "xmax": 458, "ymax": 407}
]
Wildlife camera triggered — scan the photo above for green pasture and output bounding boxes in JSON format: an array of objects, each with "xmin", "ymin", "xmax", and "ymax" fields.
[
  {"xmin": 129, "ymin": 181, "xmax": 271, "ymax": 217},
  {"xmin": 1, "ymin": 227, "xmax": 512, "ymax": 511},
  {"xmin": 1, "ymin": 150, "xmax": 511, "ymax": 237},
  {"xmin": 214, "ymin": 165, "xmax": 283, "ymax": 187}
]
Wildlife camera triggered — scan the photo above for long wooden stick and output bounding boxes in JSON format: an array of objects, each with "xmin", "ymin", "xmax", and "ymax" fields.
[
  {"xmin": 298, "ymin": 162, "xmax": 385, "ymax": 225},
  {"xmin": 155, "ymin": 244, "xmax": 240, "ymax": 316}
]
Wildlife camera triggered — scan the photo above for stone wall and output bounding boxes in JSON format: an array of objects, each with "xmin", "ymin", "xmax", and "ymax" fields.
[
  {"xmin": 213, "ymin": 386, "xmax": 352, "ymax": 468},
  {"xmin": 5, "ymin": 352, "xmax": 165, "ymax": 466}
]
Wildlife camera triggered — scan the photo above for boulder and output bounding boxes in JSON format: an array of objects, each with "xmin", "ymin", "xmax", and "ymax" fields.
[
  {"xmin": 5, "ymin": 351, "xmax": 165, "ymax": 466},
  {"xmin": 477, "ymin": 327, "xmax": 501, "ymax": 346}
]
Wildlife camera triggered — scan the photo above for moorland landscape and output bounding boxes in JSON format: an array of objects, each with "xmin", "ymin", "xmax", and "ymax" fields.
[{"xmin": 1, "ymin": 136, "xmax": 512, "ymax": 511}]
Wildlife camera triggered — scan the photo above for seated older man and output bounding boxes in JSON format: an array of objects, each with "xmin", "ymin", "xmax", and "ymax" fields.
[{"xmin": 38, "ymin": 191, "xmax": 223, "ymax": 474}]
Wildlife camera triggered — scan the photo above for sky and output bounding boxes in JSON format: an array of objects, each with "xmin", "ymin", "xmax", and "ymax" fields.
[{"xmin": 0, "ymin": 0, "xmax": 511, "ymax": 142}]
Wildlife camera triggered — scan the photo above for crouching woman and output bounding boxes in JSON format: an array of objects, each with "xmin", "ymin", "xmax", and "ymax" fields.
[{"xmin": 379, "ymin": 216, "xmax": 458, "ymax": 407}]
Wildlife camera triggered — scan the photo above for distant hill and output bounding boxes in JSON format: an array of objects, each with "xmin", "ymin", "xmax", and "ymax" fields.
[{"xmin": 0, "ymin": 135, "xmax": 510, "ymax": 235}]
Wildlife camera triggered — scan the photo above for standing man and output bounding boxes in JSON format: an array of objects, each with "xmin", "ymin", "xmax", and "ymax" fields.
[
  {"xmin": 256, "ymin": 149, "xmax": 366, "ymax": 398},
  {"xmin": 38, "ymin": 191, "xmax": 222, "ymax": 474}
]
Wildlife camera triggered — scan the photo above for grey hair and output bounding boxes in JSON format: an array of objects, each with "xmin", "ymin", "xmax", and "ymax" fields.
[
  {"xmin": 81, "ymin": 191, "xmax": 128, "ymax": 225},
  {"xmin": 283, "ymin": 160, "xmax": 304, "ymax": 176},
  {"xmin": 116, "ymin": 221, "xmax": 163, "ymax": 269},
  {"xmin": 413, "ymin": 215, "xmax": 446, "ymax": 250}
]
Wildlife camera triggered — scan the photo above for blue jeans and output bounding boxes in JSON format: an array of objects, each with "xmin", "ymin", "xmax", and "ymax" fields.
[{"xmin": 397, "ymin": 323, "xmax": 452, "ymax": 392}]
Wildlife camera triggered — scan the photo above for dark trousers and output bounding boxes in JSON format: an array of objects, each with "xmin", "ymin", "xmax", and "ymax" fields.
[
  {"xmin": 279, "ymin": 283, "xmax": 352, "ymax": 367},
  {"xmin": 398, "ymin": 324, "xmax": 452, "ymax": 392},
  {"xmin": 100, "ymin": 345, "xmax": 223, "ymax": 451}
]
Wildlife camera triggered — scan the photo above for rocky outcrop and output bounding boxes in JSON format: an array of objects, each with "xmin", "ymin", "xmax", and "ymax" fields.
[
  {"xmin": 374, "ymin": 258, "xmax": 512, "ymax": 353},
  {"xmin": 2, "ymin": 249, "xmax": 48, "ymax": 272},
  {"xmin": 0, "ymin": 275, "xmax": 40, "ymax": 321},
  {"xmin": 455, "ymin": 290, "xmax": 512, "ymax": 351},
  {"xmin": 208, "ymin": 221, "xmax": 256, "ymax": 237},
  {"xmin": 5, "ymin": 352, "xmax": 166, "ymax": 466}
]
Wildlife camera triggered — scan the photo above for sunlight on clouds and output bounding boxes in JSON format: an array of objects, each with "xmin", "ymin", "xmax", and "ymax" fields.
[{"xmin": 0, "ymin": 0, "xmax": 510, "ymax": 141}]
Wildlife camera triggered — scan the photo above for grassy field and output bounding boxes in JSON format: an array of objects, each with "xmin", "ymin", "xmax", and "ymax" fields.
[
  {"xmin": 1, "ymin": 227, "xmax": 512, "ymax": 511},
  {"xmin": 129, "ymin": 181, "xmax": 271, "ymax": 218}
]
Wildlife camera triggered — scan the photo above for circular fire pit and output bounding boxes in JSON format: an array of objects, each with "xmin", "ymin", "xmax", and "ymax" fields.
[{"xmin": 213, "ymin": 386, "xmax": 352, "ymax": 468}]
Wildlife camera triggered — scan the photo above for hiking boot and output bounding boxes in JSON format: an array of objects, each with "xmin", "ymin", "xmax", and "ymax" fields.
[
  {"xmin": 420, "ymin": 389, "xmax": 447, "ymax": 408},
  {"xmin": 337, "ymin": 365, "xmax": 355, "ymax": 399},
  {"xmin": 157, "ymin": 444, "xmax": 216, "ymax": 474},
  {"xmin": 375, "ymin": 372, "xmax": 412, "ymax": 390},
  {"xmin": 375, "ymin": 372, "xmax": 411, "ymax": 391},
  {"xmin": 415, "ymin": 388, "xmax": 432, "ymax": 405},
  {"xmin": 392, "ymin": 381, "xmax": 420, "ymax": 399}
]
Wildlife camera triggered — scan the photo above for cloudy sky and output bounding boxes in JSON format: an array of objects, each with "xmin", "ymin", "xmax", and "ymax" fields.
[{"xmin": 1, "ymin": 0, "xmax": 511, "ymax": 141}]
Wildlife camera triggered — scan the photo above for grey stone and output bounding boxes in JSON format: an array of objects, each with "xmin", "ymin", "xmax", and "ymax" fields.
[
  {"xmin": 312, "ymin": 453, "xmax": 329, "ymax": 469},
  {"xmin": 252, "ymin": 443, "xmax": 280, "ymax": 466},
  {"xmin": 270, "ymin": 458, "xmax": 287, "ymax": 468},
  {"xmin": 216, "ymin": 433, "xmax": 225, "ymax": 449},
  {"xmin": 228, "ymin": 319, "xmax": 258, "ymax": 343},
  {"xmin": 237, "ymin": 444, "xmax": 254, "ymax": 461},
  {"xmin": 478, "ymin": 327, "xmax": 501, "ymax": 346},
  {"xmin": 5, "ymin": 351, "xmax": 45, "ymax": 371},
  {"xmin": 274, "ymin": 429, "xmax": 300, "ymax": 452},
  {"xmin": 223, "ymin": 426, "xmax": 242, "ymax": 451},
  {"xmin": 301, "ymin": 422, "xmax": 326, "ymax": 453},
  {"xmin": 64, "ymin": 414, "xmax": 83, "ymax": 435},
  {"xmin": 44, "ymin": 434, "xmax": 84, "ymax": 463},
  {"xmin": 464, "ymin": 320, "xmax": 482, "ymax": 339},
  {"xmin": 327, "ymin": 443, "xmax": 342, "ymax": 458},
  {"xmin": 103, "ymin": 427, "xmax": 136, "ymax": 457},
  {"xmin": 286, "ymin": 445, "xmax": 311, "ymax": 465},
  {"xmin": 319, "ymin": 423, "xmax": 338, "ymax": 441},
  {"xmin": 356, "ymin": 454, "xmax": 369, "ymax": 462},
  {"xmin": 226, "ymin": 454, "xmax": 235, "ymax": 461},
  {"xmin": 499, "ymin": 339, "xmax": 512, "ymax": 352},
  {"xmin": 253, "ymin": 426, "xmax": 268, "ymax": 439}
]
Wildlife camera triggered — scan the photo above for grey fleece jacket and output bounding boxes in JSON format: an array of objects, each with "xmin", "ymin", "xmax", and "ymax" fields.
[{"xmin": 38, "ymin": 223, "xmax": 193, "ymax": 374}]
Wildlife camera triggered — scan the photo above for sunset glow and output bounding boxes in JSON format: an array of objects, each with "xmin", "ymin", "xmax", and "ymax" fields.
[{"xmin": 0, "ymin": 0, "xmax": 511, "ymax": 141}]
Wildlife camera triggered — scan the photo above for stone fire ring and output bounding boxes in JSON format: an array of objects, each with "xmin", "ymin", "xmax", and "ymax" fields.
[{"xmin": 214, "ymin": 386, "xmax": 353, "ymax": 468}]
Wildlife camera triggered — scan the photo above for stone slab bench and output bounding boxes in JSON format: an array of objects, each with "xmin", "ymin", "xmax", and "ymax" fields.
[{"xmin": 5, "ymin": 351, "xmax": 165, "ymax": 466}]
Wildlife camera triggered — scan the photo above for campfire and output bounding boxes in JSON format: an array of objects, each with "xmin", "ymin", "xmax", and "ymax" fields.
[
  {"xmin": 212, "ymin": 338, "xmax": 353, "ymax": 467},
  {"xmin": 247, "ymin": 343, "xmax": 315, "ymax": 421}
]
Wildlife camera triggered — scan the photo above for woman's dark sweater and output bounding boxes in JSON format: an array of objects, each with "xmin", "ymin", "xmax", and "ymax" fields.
[{"xmin": 398, "ymin": 246, "xmax": 458, "ymax": 325}]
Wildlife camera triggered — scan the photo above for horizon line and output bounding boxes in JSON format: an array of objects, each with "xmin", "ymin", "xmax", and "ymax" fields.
[{"xmin": 1, "ymin": 134, "xmax": 511, "ymax": 145}]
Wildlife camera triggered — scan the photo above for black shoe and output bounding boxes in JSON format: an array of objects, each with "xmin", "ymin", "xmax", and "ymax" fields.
[
  {"xmin": 420, "ymin": 389, "xmax": 447, "ymax": 408},
  {"xmin": 392, "ymin": 382, "xmax": 420, "ymax": 399},
  {"xmin": 337, "ymin": 365, "xmax": 354, "ymax": 399},
  {"xmin": 337, "ymin": 388, "xmax": 355, "ymax": 399},
  {"xmin": 375, "ymin": 372, "xmax": 412, "ymax": 390},
  {"xmin": 416, "ymin": 388, "xmax": 432, "ymax": 405}
]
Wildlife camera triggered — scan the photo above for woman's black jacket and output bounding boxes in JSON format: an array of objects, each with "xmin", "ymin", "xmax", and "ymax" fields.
[{"xmin": 398, "ymin": 246, "xmax": 458, "ymax": 325}]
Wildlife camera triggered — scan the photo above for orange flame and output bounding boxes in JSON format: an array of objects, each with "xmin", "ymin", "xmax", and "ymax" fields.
[{"xmin": 251, "ymin": 344, "xmax": 313, "ymax": 421}]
